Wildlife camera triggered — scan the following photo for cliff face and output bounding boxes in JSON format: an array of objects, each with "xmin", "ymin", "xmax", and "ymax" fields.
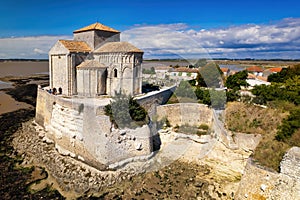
[
  {"xmin": 280, "ymin": 147, "xmax": 300, "ymax": 181},
  {"xmin": 236, "ymin": 147, "xmax": 300, "ymax": 199}
]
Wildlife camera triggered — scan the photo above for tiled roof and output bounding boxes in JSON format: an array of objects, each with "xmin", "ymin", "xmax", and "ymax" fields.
[
  {"xmin": 269, "ymin": 67, "xmax": 283, "ymax": 73},
  {"xmin": 220, "ymin": 67, "xmax": 229, "ymax": 73},
  {"xmin": 73, "ymin": 22, "xmax": 120, "ymax": 33},
  {"xmin": 174, "ymin": 67, "xmax": 198, "ymax": 73},
  {"xmin": 246, "ymin": 66, "xmax": 264, "ymax": 72},
  {"xmin": 155, "ymin": 66, "xmax": 171, "ymax": 71},
  {"xmin": 59, "ymin": 40, "xmax": 91, "ymax": 52},
  {"xmin": 76, "ymin": 60, "xmax": 106, "ymax": 69},
  {"xmin": 95, "ymin": 42, "xmax": 143, "ymax": 53}
]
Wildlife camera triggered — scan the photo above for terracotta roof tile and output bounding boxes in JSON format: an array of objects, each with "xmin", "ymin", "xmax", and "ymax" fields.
[
  {"xmin": 155, "ymin": 66, "xmax": 171, "ymax": 70},
  {"xmin": 174, "ymin": 67, "xmax": 198, "ymax": 73},
  {"xmin": 76, "ymin": 60, "xmax": 106, "ymax": 69},
  {"xmin": 246, "ymin": 66, "xmax": 264, "ymax": 72},
  {"xmin": 269, "ymin": 67, "xmax": 283, "ymax": 73},
  {"xmin": 95, "ymin": 42, "xmax": 143, "ymax": 53},
  {"xmin": 59, "ymin": 40, "xmax": 91, "ymax": 52},
  {"xmin": 73, "ymin": 22, "xmax": 120, "ymax": 33},
  {"xmin": 220, "ymin": 67, "xmax": 229, "ymax": 73}
]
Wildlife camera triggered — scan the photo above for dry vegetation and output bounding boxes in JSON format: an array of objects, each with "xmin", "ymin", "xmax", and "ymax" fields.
[
  {"xmin": 225, "ymin": 102, "xmax": 288, "ymax": 135},
  {"xmin": 225, "ymin": 102, "xmax": 293, "ymax": 171}
]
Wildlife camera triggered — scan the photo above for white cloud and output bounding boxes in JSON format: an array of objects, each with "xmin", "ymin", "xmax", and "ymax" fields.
[
  {"xmin": 33, "ymin": 48, "xmax": 46, "ymax": 54},
  {"xmin": 1, "ymin": 18, "xmax": 300, "ymax": 59},
  {"xmin": 122, "ymin": 18, "xmax": 300, "ymax": 59},
  {"xmin": 0, "ymin": 35, "xmax": 72, "ymax": 59}
]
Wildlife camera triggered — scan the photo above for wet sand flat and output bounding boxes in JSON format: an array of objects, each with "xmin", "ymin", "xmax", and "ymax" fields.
[
  {"xmin": 0, "ymin": 61, "xmax": 48, "ymax": 77},
  {"xmin": 0, "ymin": 91, "xmax": 32, "ymax": 115}
]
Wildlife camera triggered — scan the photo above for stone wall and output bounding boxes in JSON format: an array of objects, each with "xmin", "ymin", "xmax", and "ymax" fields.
[
  {"xmin": 136, "ymin": 86, "xmax": 176, "ymax": 111},
  {"xmin": 35, "ymin": 84, "xmax": 177, "ymax": 168},
  {"xmin": 280, "ymin": 146, "xmax": 300, "ymax": 181},
  {"xmin": 35, "ymin": 88, "xmax": 152, "ymax": 168},
  {"xmin": 74, "ymin": 30, "xmax": 120, "ymax": 50},
  {"xmin": 156, "ymin": 103, "xmax": 213, "ymax": 127}
]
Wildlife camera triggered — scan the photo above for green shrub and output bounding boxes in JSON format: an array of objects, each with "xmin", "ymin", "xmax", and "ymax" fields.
[
  {"xmin": 198, "ymin": 123, "xmax": 209, "ymax": 130},
  {"xmin": 104, "ymin": 93, "xmax": 148, "ymax": 129},
  {"xmin": 276, "ymin": 108, "xmax": 300, "ymax": 141}
]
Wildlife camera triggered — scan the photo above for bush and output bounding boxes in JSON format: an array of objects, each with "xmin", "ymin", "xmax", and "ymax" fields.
[
  {"xmin": 104, "ymin": 93, "xmax": 148, "ymax": 129},
  {"xmin": 198, "ymin": 124, "xmax": 209, "ymax": 130},
  {"xmin": 275, "ymin": 108, "xmax": 300, "ymax": 142},
  {"xmin": 225, "ymin": 70, "xmax": 248, "ymax": 90}
]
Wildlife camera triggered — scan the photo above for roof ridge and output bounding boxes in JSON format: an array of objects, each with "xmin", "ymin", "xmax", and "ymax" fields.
[{"xmin": 73, "ymin": 22, "xmax": 120, "ymax": 33}]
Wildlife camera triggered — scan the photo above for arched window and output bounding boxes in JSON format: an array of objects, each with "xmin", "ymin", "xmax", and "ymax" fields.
[{"xmin": 114, "ymin": 69, "xmax": 117, "ymax": 78}]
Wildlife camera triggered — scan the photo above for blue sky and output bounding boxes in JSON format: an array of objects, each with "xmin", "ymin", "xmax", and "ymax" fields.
[{"xmin": 1, "ymin": 0, "xmax": 300, "ymax": 59}]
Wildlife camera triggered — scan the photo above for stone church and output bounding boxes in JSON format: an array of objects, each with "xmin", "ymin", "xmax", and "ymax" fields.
[{"xmin": 49, "ymin": 22, "xmax": 143, "ymax": 97}]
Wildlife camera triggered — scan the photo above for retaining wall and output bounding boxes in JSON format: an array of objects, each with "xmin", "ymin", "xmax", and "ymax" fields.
[
  {"xmin": 156, "ymin": 103, "xmax": 213, "ymax": 126},
  {"xmin": 36, "ymin": 88, "xmax": 153, "ymax": 168},
  {"xmin": 35, "ymin": 86, "xmax": 175, "ymax": 168}
]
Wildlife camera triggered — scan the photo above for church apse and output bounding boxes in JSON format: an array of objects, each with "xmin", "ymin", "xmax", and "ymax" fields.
[{"xmin": 48, "ymin": 22, "xmax": 143, "ymax": 97}]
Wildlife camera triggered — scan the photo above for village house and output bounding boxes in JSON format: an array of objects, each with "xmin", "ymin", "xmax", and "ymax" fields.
[
  {"xmin": 246, "ymin": 66, "xmax": 264, "ymax": 76},
  {"xmin": 246, "ymin": 73, "xmax": 270, "ymax": 88},
  {"xmin": 220, "ymin": 67, "xmax": 230, "ymax": 76},
  {"xmin": 169, "ymin": 67, "xmax": 198, "ymax": 80},
  {"xmin": 263, "ymin": 67, "xmax": 283, "ymax": 77},
  {"xmin": 154, "ymin": 66, "xmax": 172, "ymax": 79}
]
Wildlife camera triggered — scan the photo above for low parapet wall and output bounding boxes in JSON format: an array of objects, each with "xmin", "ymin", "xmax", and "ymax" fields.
[
  {"xmin": 156, "ymin": 103, "xmax": 213, "ymax": 127},
  {"xmin": 136, "ymin": 86, "xmax": 176, "ymax": 111}
]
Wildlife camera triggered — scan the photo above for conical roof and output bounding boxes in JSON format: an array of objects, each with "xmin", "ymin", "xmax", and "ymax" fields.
[{"xmin": 73, "ymin": 22, "xmax": 120, "ymax": 33}]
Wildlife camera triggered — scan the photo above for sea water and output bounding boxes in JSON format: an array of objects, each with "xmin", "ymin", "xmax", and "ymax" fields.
[{"xmin": 0, "ymin": 80, "xmax": 13, "ymax": 89}]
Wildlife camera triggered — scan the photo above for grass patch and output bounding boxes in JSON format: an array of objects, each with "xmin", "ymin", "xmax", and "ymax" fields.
[
  {"xmin": 174, "ymin": 123, "xmax": 210, "ymax": 136},
  {"xmin": 252, "ymin": 137, "xmax": 290, "ymax": 171},
  {"xmin": 225, "ymin": 102, "xmax": 287, "ymax": 134}
]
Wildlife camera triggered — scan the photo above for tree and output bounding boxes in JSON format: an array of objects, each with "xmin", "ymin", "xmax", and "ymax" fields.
[
  {"xmin": 198, "ymin": 62, "xmax": 223, "ymax": 88},
  {"xmin": 104, "ymin": 93, "xmax": 148, "ymax": 128},
  {"xmin": 210, "ymin": 89, "xmax": 226, "ymax": 109},
  {"xmin": 252, "ymin": 76, "xmax": 300, "ymax": 105},
  {"xmin": 268, "ymin": 64, "xmax": 300, "ymax": 83},
  {"xmin": 276, "ymin": 108, "xmax": 300, "ymax": 142},
  {"xmin": 195, "ymin": 88, "xmax": 211, "ymax": 106},
  {"xmin": 225, "ymin": 70, "xmax": 248, "ymax": 90},
  {"xmin": 175, "ymin": 80, "xmax": 196, "ymax": 99}
]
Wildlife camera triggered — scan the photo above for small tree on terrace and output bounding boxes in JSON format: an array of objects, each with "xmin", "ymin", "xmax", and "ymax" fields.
[{"xmin": 104, "ymin": 93, "xmax": 148, "ymax": 129}]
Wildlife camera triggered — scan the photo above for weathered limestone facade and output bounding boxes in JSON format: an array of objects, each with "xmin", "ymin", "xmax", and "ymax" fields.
[
  {"xmin": 49, "ymin": 22, "xmax": 143, "ymax": 97},
  {"xmin": 35, "ymin": 88, "xmax": 153, "ymax": 168}
]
